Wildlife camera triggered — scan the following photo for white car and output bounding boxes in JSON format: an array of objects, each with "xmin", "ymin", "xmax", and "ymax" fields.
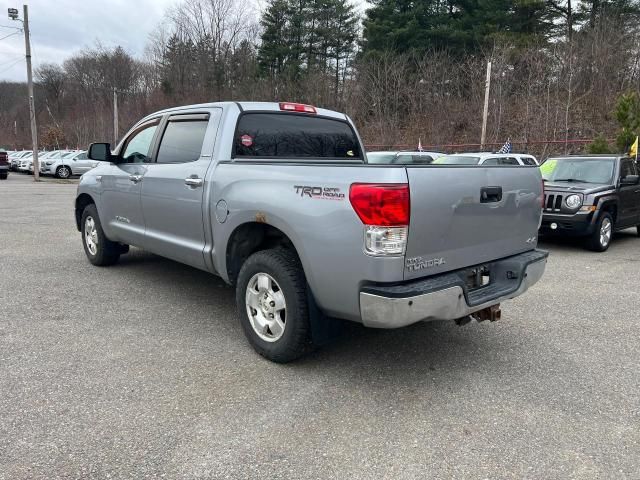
[
  {"xmin": 366, "ymin": 150, "xmax": 444, "ymax": 164},
  {"xmin": 40, "ymin": 150, "xmax": 96, "ymax": 178},
  {"xmin": 434, "ymin": 152, "xmax": 539, "ymax": 166},
  {"xmin": 21, "ymin": 150, "xmax": 68, "ymax": 174}
]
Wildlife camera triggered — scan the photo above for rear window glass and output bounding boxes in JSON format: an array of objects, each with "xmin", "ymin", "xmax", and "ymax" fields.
[{"xmin": 234, "ymin": 113, "xmax": 361, "ymax": 160}]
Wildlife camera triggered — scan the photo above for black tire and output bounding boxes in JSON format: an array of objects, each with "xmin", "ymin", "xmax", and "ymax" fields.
[
  {"xmin": 0, "ymin": 173, "xmax": 7, "ymax": 180},
  {"xmin": 236, "ymin": 248, "xmax": 312, "ymax": 363},
  {"xmin": 636, "ymin": 225, "xmax": 640, "ymax": 237},
  {"xmin": 586, "ymin": 212, "xmax": 613, "ymax": 252},
  {"xmin": 56, "ymin": 165, "xmax": 71, "ymax": 179},
  {"xmin": 80, "ymin": 204, "xmax": 121, "ymax": 266}
]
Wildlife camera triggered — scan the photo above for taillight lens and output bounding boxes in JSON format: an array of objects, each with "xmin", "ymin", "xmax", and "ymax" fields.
[
  {"xmin": 349, "ymin": 183, "xmax": 409, "ymax": 226},
  {"xmin": 350, "ymin": 183, "xmax": 410, "ymax": 256}
]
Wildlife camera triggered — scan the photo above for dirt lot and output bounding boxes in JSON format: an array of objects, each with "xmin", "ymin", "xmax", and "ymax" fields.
[{"xmin": 1, "ymin": 173, "xmax": 639, "ymax": 479}]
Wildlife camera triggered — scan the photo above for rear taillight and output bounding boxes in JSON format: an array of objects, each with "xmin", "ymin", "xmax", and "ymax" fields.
[
  {"xmin": 349, "ymin": 183, "xmax": 410, "ymax": 256},
  {"xmin": 279, "ymin": 102, "xmax": 317, "ymax": 114},
  {"xmin": 541, "ymin": 180, "xmax": 545, "ymax": 209}
]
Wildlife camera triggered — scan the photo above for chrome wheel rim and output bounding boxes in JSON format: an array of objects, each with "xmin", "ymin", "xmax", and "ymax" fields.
[
  {"xmin": 600, "ymin": 218, "xmax": 612, "ymax": 247},
  {"xmin": 245, "ymin": 272, "xmax": 286, "ymax": 342},
  {"xmin": 59, "ymin": 167, "xmax": 70, "ymax": 178},
  {"xmin": 84, "ymin": 216, "xmax": 98, "ymax": 255}
]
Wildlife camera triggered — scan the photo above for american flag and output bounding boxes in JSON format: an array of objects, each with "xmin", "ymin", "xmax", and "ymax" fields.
[{"xmin": 498, "ymin": 138, "xmax": 512, "ymax": 154}]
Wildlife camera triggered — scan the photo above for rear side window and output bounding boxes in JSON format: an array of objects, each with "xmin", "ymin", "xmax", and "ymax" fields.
[
  {"xmin": 234, "ymin": 113, "xmax": 361, "ymax": 160},
  {"xmin": 521, "ymin": 156, "xmax": 538, "ymax": 166},
  {"xmin": 156, "ymin": 119, "xmax": 208, "ymax": 164}
]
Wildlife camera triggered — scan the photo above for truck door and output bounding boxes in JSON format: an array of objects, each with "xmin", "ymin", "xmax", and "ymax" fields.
[
  {"xmin": 139, "ymin": 109, "xmax": 221, "ymax": 270},
  {"xmin": 617, "ymin": 158, "xmax": 640, "ymax": 228},
  {"xmin": 100, "ymin": 119, "xmax": 159, "ymax": 246}
]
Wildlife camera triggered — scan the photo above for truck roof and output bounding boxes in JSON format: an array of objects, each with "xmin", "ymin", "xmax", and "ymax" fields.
[{"xmin": 147, "ymin": 101, "xmax": 348, "ymax": 122}]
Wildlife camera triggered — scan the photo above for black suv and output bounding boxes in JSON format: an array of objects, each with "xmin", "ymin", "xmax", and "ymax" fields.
[{"xmin": 539, "ymin": 155, "xmax": 640, "ymax": 252}]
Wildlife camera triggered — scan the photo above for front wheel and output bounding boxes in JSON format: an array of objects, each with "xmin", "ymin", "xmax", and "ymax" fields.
[
  {"xmin": 81, "ymin": 204, "xmax": 121, "ymax": 266},
  {"xmin": 586, "ymin": 212, "xmax": 613, "ymax": 252},
  {"xmin": 236, "ymin": 248, "xmax": 311, "ymax": 363},
  {"xmin": 0, "ymin": 172, "xmax": 7, "ymax": 180},
  {"xmin": 56, "ymin": 165, "xmax": 71, "ymax": 179}
]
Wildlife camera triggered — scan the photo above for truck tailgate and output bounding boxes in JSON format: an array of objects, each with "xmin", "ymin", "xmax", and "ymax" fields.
[{"xmin": 404, "ymin": 166, "xmax": 542, "ymax": 280}]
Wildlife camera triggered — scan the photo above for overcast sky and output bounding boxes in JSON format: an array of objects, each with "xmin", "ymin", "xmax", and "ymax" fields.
[{"xmin": 0, "ymin": 0, "xmax": 369, "ymax": 82}]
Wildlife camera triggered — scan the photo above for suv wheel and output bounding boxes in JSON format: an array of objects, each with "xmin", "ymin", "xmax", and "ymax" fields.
[
  {"xmin": 56, "ymin": 165, "xmax": 71, "ymax": 179},
  {"xmin": 236, "ymin": 248, "xmax": 311, "ymax": 363},
  {"xmin": 587, "ymin": 212, "xmax": 613, "ymax": 252},
  {"xmin": 0, "ymin": 172, "xmax": 7, "ymax": 180},
  {"xmin": 81, "ymin": 204, "xmax": 121, "ymax": 266}
]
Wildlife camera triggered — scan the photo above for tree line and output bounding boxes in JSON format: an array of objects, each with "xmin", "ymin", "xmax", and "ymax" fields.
[{"xmin": 0, "ymin": 0, "xmax": 639, "ymax": 156}]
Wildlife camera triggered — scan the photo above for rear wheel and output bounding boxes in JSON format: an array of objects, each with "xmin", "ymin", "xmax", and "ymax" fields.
[
  {"xmin": 0, "ymin": 172, "xmax": 7, "ymax": 180},
  {"xmin": 586, "ymin": 212, "xmax": 613, "ymax": 252},
  {"xmin": 81, "ymin": 204, "xmax": 121, "ymax": 266},
  {"xmin": 236, "ymin": 248, "xmax": 311, "ymax": 363},
  {"xmin": 56, "ymin": 165, "xmax": 71, "ymax": 179}
]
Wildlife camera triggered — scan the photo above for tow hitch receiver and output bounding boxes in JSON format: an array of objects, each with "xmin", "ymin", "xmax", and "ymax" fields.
[{"xmin": 455, "ymin": 304, "xmax": 502, "ymax": 325}]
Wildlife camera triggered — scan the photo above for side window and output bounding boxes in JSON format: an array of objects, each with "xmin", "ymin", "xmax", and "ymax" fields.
[
  {"xmin": 412, "ymin": 155, "xmax": 433, "ymax": 164},
  {"xmin": 619, "ymin": 159, "xmax": 634, "ymax": 178},
  {"xmin": 77, "ymin": 152, "xmax": 88, "ymax": 160},
  {"xmin": 122, "ymin": 121, "xmax": 159, "ymax": 164},
  {"xmin": 156, "ymin": 118, "xmax": 209, "ymax": 164},
  {"xmin": 482, "ymin": 158, "xmax": 499, "ymax": 166},
  {"xmin": 521, "ymin": 156, "xmax": 537, "ymax": 166},
  {"xmin": 501, "ymin": 157, "xmax": 520, "ymax": 165}
]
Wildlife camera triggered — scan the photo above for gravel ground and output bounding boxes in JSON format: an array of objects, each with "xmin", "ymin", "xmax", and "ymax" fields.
[{"xmin": 1, "ymin": 173, "xmax": 639, "ymax": 479}]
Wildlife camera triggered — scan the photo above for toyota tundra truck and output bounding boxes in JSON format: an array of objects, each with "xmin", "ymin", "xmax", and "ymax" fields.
[{"xmin": 75, "ymin": 101, "xmax": 548, "ymax": 362}]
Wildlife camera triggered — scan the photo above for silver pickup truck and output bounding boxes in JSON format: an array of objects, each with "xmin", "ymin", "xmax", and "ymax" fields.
[{"xmin": 75, "ymin": 101, "xmax": 548, "ymax": 362}]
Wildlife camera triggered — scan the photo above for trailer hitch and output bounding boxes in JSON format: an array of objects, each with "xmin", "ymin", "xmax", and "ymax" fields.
[{"xmin": 455, "ymin": 304, "xmax": 502, "ymax": 325}]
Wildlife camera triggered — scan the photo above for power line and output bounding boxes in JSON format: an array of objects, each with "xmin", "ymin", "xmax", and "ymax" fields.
[
  {"xmin": 0, "ymin": 31, "xmax": 21, "ymax": 41},
  {"xmin": 0, "ymin": 57, "xmax": 24, "ymax": 75}
]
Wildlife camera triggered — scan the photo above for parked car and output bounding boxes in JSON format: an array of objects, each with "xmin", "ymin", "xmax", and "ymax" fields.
[
  {"xmin": 25, "ymin": 150, "xmax": 67, "ymax": 174},
  {"xmin": 366, "ymin": 150, "xmax": 443, "ymax": 164},
  {"xmin": 75, "ymin": 101, "xmax": 547, "ymax": 362},
  {"xmin": 40, "ymin": 150, "xmax": 95, "ymax": 178},
  {"xmin": 539, "ymin": 155, "xmax": 640, "ymax": 251},
  {"xmin": 434, "ymin": 152, "xmax": 539, "ymax": 166},
  {"xmin": 0, "ymin": 150, "xmax": 9, "ymax": 179},
  {"xmin": 10, "ymin": 150, "xmax": 32, "ymax": 171}
]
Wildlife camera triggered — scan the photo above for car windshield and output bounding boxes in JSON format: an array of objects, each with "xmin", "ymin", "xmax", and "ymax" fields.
[
  {"xmin": 541, "ymin": 158, "xmax": 615, "ymax": 184},
  {"xmin": 62, "ymin": 152, "xmax": 77, "ymax": 158},
  {"xmin": 366, "ymin": 152, "xmax": 398, "ymax": 164},
  {"xmin": 432, "ymin": 155, "xmax": 481, "ymax": 165}
]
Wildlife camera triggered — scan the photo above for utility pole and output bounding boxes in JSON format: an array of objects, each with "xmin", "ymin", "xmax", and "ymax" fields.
[
  {"xmin": 113, "ymin": 87, "xmax": 118, "ymax": 145},
  {"xmin": 9, "ymin": 5, "xmax": 39, "ymax": 181},
  {"xmin": 480, "ymin": 61, "xmax": 492, "ymax": 151}
]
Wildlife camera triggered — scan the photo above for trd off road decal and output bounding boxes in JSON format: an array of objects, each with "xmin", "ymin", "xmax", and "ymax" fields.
[{"xmin": 294, "ymin": 185, "xmax": 345, "ymax": 200}]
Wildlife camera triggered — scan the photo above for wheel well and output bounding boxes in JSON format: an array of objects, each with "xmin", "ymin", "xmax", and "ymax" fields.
[
  {"xmin": 75, "ymin": 194, "xmax": 95, "ymax": 231},
  {"xmin": 601, "ymin": 202, "xmax": 617, "ymax": 222},
  {"xmin": 225, "ymin": 223, "xmax": 299, "ymax": 286}
]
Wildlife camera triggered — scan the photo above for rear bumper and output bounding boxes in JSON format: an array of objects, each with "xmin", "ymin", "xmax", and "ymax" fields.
[{"xmin": 359, "ymin": 249, "xmax": 548, "ymax": 329}]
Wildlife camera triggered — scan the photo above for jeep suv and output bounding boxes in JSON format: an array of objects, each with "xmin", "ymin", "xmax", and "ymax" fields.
[{"xmin": 539, "ymin": 155, "xmax": 640, "ymax": 251}]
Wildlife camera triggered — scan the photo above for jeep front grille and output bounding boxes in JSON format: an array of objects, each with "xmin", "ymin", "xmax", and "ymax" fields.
[{"xmin": 544, "ymin": 193, "xmax": 563, "ymax": 212}]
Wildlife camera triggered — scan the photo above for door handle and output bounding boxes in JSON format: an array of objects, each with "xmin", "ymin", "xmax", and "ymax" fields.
[
  {"xmin": 184, "ymin": 177, "xmax": 203, "ymax": 187},
  {"xmin": 129, "ymin": 174, "xmax": 143, "ymax": 183},
  {"xmin": 480, "ymin": 186, "xmax": 502, "ymax": 203}
]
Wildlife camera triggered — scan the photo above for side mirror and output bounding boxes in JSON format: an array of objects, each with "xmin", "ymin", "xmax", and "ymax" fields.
[
  {"xmin": 620, "ymin": 174, "xmax": 639, "ymax": 185},
  {"xmin": 87, "ymin": 143, "xmax": 112, "ymax": 162}
]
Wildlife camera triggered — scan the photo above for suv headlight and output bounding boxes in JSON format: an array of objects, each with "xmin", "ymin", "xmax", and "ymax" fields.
[
  {"xmin": 565, "ymin": 194, "xmax": 582, "ymax": 209},
  {"xmin": 45, "ymin": 160, "xmax": 55, "ymax": 165}
]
